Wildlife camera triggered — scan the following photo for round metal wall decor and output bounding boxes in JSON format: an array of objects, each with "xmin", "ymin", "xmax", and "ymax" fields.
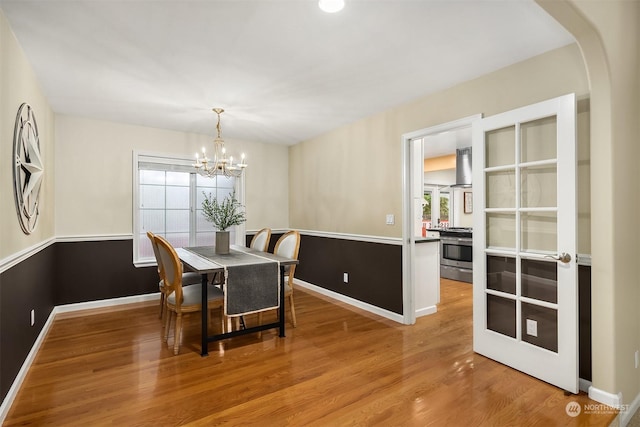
[{"xmin": 13, "ymin": 103, "xmax": 44, "ymax": 235}]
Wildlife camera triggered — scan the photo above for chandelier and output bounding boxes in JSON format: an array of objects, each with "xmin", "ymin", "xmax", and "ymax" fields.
[{"xmin": 193, "ymin": 108, "xmax": 247, "ymax": 178}]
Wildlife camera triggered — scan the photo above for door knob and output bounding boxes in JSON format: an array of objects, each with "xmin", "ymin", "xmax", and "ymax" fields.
[{"xmin": 545, "ymin": 252, "xmax": 572, "ymax": 263}]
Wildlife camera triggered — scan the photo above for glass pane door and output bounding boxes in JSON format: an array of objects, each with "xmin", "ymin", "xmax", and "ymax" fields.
[{"xmin": 473, "ymin": 94, "xmax": 578, "ymax": 393}]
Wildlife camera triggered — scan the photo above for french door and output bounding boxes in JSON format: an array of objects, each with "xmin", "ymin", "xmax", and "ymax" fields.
[{"xmin": 472, "ymin": 94, "xmax": 578, "ymax": 393}]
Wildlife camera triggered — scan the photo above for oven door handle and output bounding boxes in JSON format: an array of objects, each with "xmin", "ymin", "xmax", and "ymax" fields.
[{"xmin": 442, "ymin": 238, "xmax": 472, "ymax": 244}]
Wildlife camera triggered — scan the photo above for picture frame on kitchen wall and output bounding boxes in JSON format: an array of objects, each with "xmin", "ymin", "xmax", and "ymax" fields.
[{"xmin": 464, "ymin": 191, "xmax": 473, "ymax": 214}]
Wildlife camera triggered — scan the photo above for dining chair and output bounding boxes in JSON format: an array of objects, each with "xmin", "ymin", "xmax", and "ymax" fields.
[
  {"xmin": 249, "ymin": 227, "xmax": 271, "ymax": 252},
  {"xmin": 259, "ymin": 230, "xmax": 301, "ymax": 328},
  {"xmin": 147, "ymin": 231, "xmax": 201, "ymax": 321},
  {"xmin": 154, "ymin": 235, "xmax": 225, "ymax": 355}
]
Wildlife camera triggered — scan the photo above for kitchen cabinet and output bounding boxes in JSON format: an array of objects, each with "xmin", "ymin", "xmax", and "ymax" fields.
[
  {"xmin": 414, "ymin": 238, "xmax": 440, "ymax": 317},
  {"xmin": 426, "ymin": 230, "xmax": 440, "ymax": 239}
]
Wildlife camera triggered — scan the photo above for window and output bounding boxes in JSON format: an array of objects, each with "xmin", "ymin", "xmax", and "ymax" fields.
[
  {"xmin": 133, "ymin": 152, "xmax": 245, "ymax": 266},
  {"xmin": 423, "ymin": 190, "xmax": 432, "ymax": 228},
  {"xmin": 440, "ymin": 191, "xmax": 450, "ymax": 226},
  {"xmin": 424, "ymin": 185, "xmax": 454, "ymax": 227}
]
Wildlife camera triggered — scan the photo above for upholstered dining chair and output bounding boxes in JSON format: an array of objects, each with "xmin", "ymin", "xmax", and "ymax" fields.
[
  {"xmin": 259, "ymin": 230, "xmax": 301, "ymax": 327},
  {"xmin": 147, "ymin": 231, "xmax": 200, "ymax": 321},
  {"xmin": 154, "ymin": 234, "xmax": 225, "ymax": 355},
  {"xmin": 249, "ymin": 228, "xmax": 271, "ymax": 252}
]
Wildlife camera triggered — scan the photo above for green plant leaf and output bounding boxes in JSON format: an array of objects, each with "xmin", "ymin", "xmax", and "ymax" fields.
[{"xmin": 201, "ymin": 190, "xmax": 246, "ymax": 231}]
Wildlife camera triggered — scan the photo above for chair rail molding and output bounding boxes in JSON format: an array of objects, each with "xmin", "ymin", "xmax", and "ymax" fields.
[
  {"xmin": 1, "ymin": 234, "xmax": 134, "ymax": 274},
  {"xmin": 0, "ymin": 237, "xmax": 55, "ymax": 275},
  {"xmin": 296, "ymin": 229, "xmax": 402, "ymax": 245}
]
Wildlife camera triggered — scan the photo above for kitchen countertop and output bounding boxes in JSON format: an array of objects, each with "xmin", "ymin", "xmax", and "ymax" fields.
[{"xmin": 415, "ymin": 237, "xmax": 440, "ymax": 243}]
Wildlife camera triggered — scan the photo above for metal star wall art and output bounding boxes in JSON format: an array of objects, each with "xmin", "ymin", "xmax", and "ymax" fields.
[{"xmin": 13, "ymin": 103, "xmax": 43, "ymax": 234}]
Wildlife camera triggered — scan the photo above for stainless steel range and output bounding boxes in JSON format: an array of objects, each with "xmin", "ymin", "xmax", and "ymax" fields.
[{"xmin": 439, "ymin": 227, "xmax": 473, "ymax": 283}]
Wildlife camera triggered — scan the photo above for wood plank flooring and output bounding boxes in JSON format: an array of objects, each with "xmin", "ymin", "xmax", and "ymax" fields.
[{"xmin": 4, "ymin": 279, "xmax": 617, "ymax": 426}]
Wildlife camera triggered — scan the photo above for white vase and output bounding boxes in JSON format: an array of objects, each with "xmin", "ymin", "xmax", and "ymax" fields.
[{"xmin": 215, "ymin": 231, "xmax": 230, "ymax": 254}]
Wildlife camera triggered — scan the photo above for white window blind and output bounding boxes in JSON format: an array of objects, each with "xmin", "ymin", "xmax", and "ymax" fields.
[{"xmin": 133, "ymin": 152, "xmax": 244, "ymax": 266}]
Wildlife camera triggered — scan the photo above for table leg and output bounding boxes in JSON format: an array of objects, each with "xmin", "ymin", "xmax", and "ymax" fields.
[
  {"xmin": 279, "ymin": 265, "xmax": 286, "ymax": 337},
  {"xmin": 201, "ymin": 273, "xmax": 209, "ymax": 357}
]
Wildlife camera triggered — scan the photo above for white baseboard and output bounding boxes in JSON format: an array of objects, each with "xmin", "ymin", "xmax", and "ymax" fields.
[
  {"xmin": 0, "ymin": 292, "xmax": 159, "ymax": 424},
  {"xmin": 621, "ymin": 392, "xmax": 640, "ymax": 427},
  {"xmin": 416, "ymin": 305, "xmax": 438, "ymax": 317},
  {"xmin": 589, "ymin": 386, "xmax": 623, "ymax": 407},
  {"xmin": 55, "ymin": 293, "xmax": 159, "ymax": 313},
  {"xmin": 587, "ymin": 386, "xmax": 640, "ymax": 427},
  {"xmin": 294, "ymin": 278, "xmax": 404, "ymax": 323},
  {"xmin": 0, "ymin": 306, "xmax": 57, "ymax": 423}
]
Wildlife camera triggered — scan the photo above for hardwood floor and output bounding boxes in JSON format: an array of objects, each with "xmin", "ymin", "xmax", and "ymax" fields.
[{"xmin": 4, "ymin": 279, "xmax": 617, "ymax": 426}]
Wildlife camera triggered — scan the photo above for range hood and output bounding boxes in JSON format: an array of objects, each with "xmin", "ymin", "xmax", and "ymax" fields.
[{"xmin": 454, "ymin": 147, "xmax": 472, "ymax": 187}]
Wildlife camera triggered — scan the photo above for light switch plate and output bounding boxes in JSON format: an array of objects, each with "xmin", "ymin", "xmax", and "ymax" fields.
[
  {"xmin": 386, "ymin": 214, "xmax": 395, "ymax": 225},
  {"xmin": 526, "ymin": 319, "xmax": 538, "ymax": 337}
]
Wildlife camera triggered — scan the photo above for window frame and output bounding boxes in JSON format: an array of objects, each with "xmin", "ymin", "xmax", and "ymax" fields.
[{"xmin": 132, "ymin": 150, "xmax": 246, "ymax": 267}]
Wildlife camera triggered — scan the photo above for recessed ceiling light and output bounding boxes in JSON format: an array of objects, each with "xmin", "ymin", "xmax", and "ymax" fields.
[{"xmin": 319, "ymin": 0, "xmax": 344, "ymax": 13}]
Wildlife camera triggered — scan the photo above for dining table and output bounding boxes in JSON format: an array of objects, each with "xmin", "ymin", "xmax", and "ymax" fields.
[{"xmin": 175, "ymin": 244, "xmax": 299, "ymax": 356}]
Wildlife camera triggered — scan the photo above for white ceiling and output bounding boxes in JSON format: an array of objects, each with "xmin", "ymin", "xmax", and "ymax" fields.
[
  {"xmin": 423, "ymin": 126, "xmax": 472, "ymax": 159},
  {"xmin": 0, "ymin": 0, "xmax": 574, "ymax": 146}
]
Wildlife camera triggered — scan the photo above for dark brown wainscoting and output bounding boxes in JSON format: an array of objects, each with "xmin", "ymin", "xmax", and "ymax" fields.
[
  {"xmin": 54, "ymin": 240, "xmax": 157, "ymax": 305},
  {"xmin": 247, "ymin": 232, "xmax": 403, "ymax": 315},
  {"xmin": 579, "ymin": 264, "xmax": 592, "ymax": 381},
  {"xmin": 0, "ymin": 244, "xmax": 56, "ymax": 400},
  {"xmin": 295, "ymin": 235, "xmax": 403, "ymax": 314}
]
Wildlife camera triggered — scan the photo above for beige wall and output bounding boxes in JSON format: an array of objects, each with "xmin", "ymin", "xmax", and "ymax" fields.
[
  {"xmin": 540, "ymin": 0, "xmax": 640, "ymax": 409},
  {"xmin": 290, "ymin": 43, "xmax": 589, "ymax": 237},
  {"xmin": 0, "ymin": 10, "xmax": 55, "ymax": 260},
  {"xmin": 54, "ymin": 115, "xmax": 289, "ymax": 237}
]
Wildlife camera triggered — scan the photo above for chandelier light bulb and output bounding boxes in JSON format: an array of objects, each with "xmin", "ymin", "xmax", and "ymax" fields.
[{"xmin": 319, "ymin": 0, "xmax": 344, "ymax": 13}]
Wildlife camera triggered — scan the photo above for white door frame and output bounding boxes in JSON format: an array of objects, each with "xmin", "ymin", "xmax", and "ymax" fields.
[{"xmin": 401, "ymin": 114, "xmax": 482, "ymax": 325}]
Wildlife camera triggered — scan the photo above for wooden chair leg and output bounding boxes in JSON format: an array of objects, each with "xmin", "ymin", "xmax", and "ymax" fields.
[
  {"xmin": 164, "ymin": 311, "xmax": 172, "ymax": 342},
  {"xmin": 173, "ymin": 313, "xmax": 182, "ymax": 355},
  {"xmin": 289, "ymin": 293, "xmax": 297, "ymax": 327},
  {"xmin": 159, "ymin": 292, "xmax": 165, "ymax": 319}
]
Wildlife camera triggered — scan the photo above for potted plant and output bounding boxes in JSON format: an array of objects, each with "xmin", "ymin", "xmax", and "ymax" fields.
[{"xmin": 201, "ymin": 190, "xmax": 246, "ymax": 254}]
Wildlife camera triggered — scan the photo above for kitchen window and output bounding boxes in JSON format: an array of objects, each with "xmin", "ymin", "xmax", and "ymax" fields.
[
  {"xmin": 132, "ymin": 152, "xmax": 245, "ymax": 266},
  {"xmin": 424, "ymin": 185, "xmax": 453, "ymax": 228}
]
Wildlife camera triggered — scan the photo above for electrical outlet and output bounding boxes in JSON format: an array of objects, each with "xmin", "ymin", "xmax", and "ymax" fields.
[
  {"xmin": 343, "ymin": 272, "xmax": 349, "ymax": 283},
  {"xmin": 635, "ymin": 350, "xmax": 639, "ymax": 369},
  {"xmin": 526, "ymin": 319, "xmax": 538, "ymax": 337},
  {"xmin": 386, "ymin": 214, "xmax": 395, "ymax": 225},
  {"xmin": 30, "ymin": 309, "xmax": 35, "ymax": 327}
]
